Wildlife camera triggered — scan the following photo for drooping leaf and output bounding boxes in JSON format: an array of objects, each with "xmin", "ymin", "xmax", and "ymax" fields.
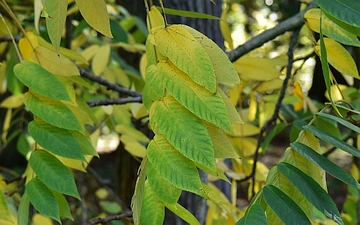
[
  {"xmin": 0, "ymin": 94, "xmax": 23, "ymax": 109},
  {"xmin": 317, "ymin": 112, "xmax": 360, "ymax": 134},
  {"xmin": 28, "ymin": 118, "xmax": 85, "ymax": 161},
  {"xmin": 217, "ymin": 87, "xmax": 243, "ymax": 125},
  {"xmin": 315, "ymin": 38, "xmax": 359, "ymax": 79},
  {"xmin": 52, "ymin": 191, "xmax": 73, "ymax": 220},
  {"xmin": 30, "ymin": 150, "xmax": 80, "ymax": 199},
  {"xmin": 13, "ymin": 60, "xmax": 72, "ymax": 102},
  {"xmin": 183, "ymin": 25, "xmax": 239, "ymax": 84},
  {"xmin": 150, "ymin": 97, "xmax": 216, "ymax": 171},
  {"xmin": 110, "ymin": 20, "xmax": 128, "ymax": 43},
  {"xmin": 147, "ymin": 160, "xmax": 181, "ymax": 205},
  {"xmin": 44, "ymin": 0, "xmax": 67, "ymax": 53},
  {"xmin": 23, "ymin": 91, "xmax": 82, "ymax": 131},
  {"xmin": 75, "ymin": 0, "xmax": 113, "ymax": 38},
  {"xmin": 31, "ymin": 46, "xmax": 80, "ymax": 76},
  {"xmin": 153, "ymin": 61, "xmax": 233, "ymax": 133},
  {"xmin": 0, "ymin": 191, "xmax": 11, "ymax": 222},
  {"xmin": 317, "ymin": 0, "xmax": 360, "ymax": 28},
  {"xmin": 153, "ymin": 25, "xmax": 216, "ymax": 93},
  {"xmin": 304, "ymin": 8, "xmax": 360, "ymax": 47},
  {"xmin": 236, "ymin": 204, "xmax": 268, "ymax": 225},
  {"xmin": 164, "ymin": 202, "xmax": 200, "ymax": 225},
  {"xmin": 92, "ymin": 44, "xmax": 111, "ymax": 75},
  {"xmin": 291, "ymin": 142, "xmax": 360, "ymax": 190},
  {"xmin": 233, "ymin": 55, "xmax": 281, "ymax": 81},
  {"xmin": 131, "ymin": 157, "xmax": 148, "ymax": 225},
  {"xmin": 147, "ymin": 134, "xmax": 202, "ymax": 194},
  {"xmin": 277, "ymin": 162, "xmax": 343, "ymax": 225},
  {"xmin": 140, "ymin": 182, "xmax": 165, "ymax": 225},
  {"xmin": 26, "ymin": 178, "xmax": 60, "ymax": 223},
  {"xmin": 263, "ymin": 185, "xmax": 311, "ymax": 225},
  {"xmin": 121, "ymin": 135, "xmax": 146, "ymax": 158},
  {"xmin": 17, "ymin": 193, "xmax": 30, "ymax": 225},
  {"xmin": 147, "ymin": 6, "xmax": 165, "ymax": 30},
  {"xmin": 155, "ymin": 6, "xmax": 220, "ymax": 20}
]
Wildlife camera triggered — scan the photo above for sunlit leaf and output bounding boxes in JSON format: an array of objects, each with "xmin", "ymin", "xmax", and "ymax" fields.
[
  {"xmin": 263, "ymin": 184, "xmax": 310, "ymax": 225},
  {"xmin": 30, "ymin": 150, "xmax": 80, "ymax": 199},
  {"xmin": 150, "ymin": 97, "xmax": 216, "ymax": 170},
  {"xmin": 153, "ymin": 25, "xmax": 216, "ymax": 93},
  {"xmin": 147, "ymin": 134, "xmax": 202, "ymax": 194},
  {"xmin": 75, "ymin": 0, "xmax": 113, "ymax": 37},
  {"xmin": 140, "ymin": 182, "xmax": 165, "ymax": 225},
  {"xmin": 14, "ymin": 60, "xmax": 72, "ymax": 102},
  {"xmin": 26, "ymin": 178, "xmax": 60, "ymax": 223},
  {"xmin": 147, "ymin": 6, "xmax": 165, "ymax": 30}
]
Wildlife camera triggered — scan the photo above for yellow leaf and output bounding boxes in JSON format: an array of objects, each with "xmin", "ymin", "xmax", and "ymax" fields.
[
  {"xmin": 255, "ymin": 79, "xmax": 283, "ymax": 92},
  {"xmin": 32, "ymin": 213, "xmax": 53, "ymax": 225},
  {"xmin": 220, "ymin": 4, "xmax": 234, "ymax": 50},
  {"xmin": 218, "ymin": 88, "xmax": 243, "ymax": 125},
  {"xmin": 92, "ymin": 44, "xmax": 110, "ymax": 75},
  {"xmin": 0, "ymin": 62, "xmax": 6, "ymax": 94},
  {"xmin": 34, "ymin": 0, "xmax": 42, "ymax": 33},
  {"xmin": 232, "ymin": 123, "xmax": 260, "ymax": 137},
  {"xmin": 19, "ymin": 32, "xmax": 39, "ymax": 61},
  {"xmin": 75, "ymin": 0, "xmax": 113, "ymax": 38},
  {"xmin": 31, "ymin": 46, "xmax": 80, "ymax": 76},
  {"xmin": 121, "ymin": 135, "xmax": 146, "ymax": 158},
  {"xmin": 315, "ymin": 38, "xmax": 359, "ymax": 79},
  {"xmin": 153, "ymin": 25, "xmax": 217, "ymax": 93},
  {"xmin": 81, "ymin": 44, "xmax": 100, "ymax": 62},
  {"xmin": 293, "ymin": 82, "xmax": 304, "ymax": 111},
  {"xmin": 233, "ymin": 55, "xmax": 281, "ymax": 81},
  {"xmin": 147, "ymin": 6, "xmax": 165, "ymax": 30},
  {"xmin": 0, "ymin": 95, "xmax": 23, "ymax": 108},
  {"xmin": 55, "ymin": 155, "xmax": 87, "ymax": 172},
  {"xmin": 2, "ymin": 109, "xmax": 11, "ymax": 142},
  {"xmin": 248, "ymin": 91, "xmax": 256, "ymax": 122},
  {"xmin": 324, "ymin": 84, "xmax": 347, "ymax": 101},
  {"xmin": 139, "ymin": 53, "xmax": 147, "ymax": 80},
  {"xmin": 115, "ymin": 124, "xmax": 150, "ymax": 143}
]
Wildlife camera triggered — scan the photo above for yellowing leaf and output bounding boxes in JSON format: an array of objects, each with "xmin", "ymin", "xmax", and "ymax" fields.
[
  {"xmin": 293, "ymin": 82, "xmax": 304, "ymax": 111},
  {"xmin": 0, "ymin": 95, "xmax": 23, "ymax": 108},
  {"xmin": 220, "ymin": 4, "xmax": 234, "ymax": 49},
  {"xmin": 147, "ymin": 6, "xmax": 165, "ymax": 30},
  {"xmin": 121, "ymin": 135, "xmax": 146, "ymax": 158},
  {"xmin": 81, "ymin": 44, "xmax": 100, "ymax": 62},
  {"xmin": 255, "ymin": 79, "xmax": 283, "ymax": 92},
  {"xmin": 232, "ymin": 123, "xmax": 260, "ymax": 137},
  {"xmin": 315, "ymin": 38, "xmax": 359, "ymax": 79},
  {"xmin": 32, "ymin": 213, "xmax": 53, "ymax": 225},
  {"xmin": 92, "ymin": 44, "xmax": 110, "ymax": 75},
  {"xmin": 233, "ymin": 55, "xmax": 281, "ymax": 81},
  {"xmin": 19, "ymin": 32, "xmax": 39, "ymax": 61},
  {"xmin": 31, "ymin": 46, "xmax": 80, "ymax": 76},
  {"xmin": 248, "ymin": 91, "xmax": 257, "ymax": 122},
  {"xmin": 153, "ymin": 25, "xmax": 216, "ymax": 93},
  {"xmin": 44, "ymin": 0, "xmax": 68, "ymax": 53},
  {"xmin": 75, "ymin": 0, "xmax": 113, "ymax": 38}
]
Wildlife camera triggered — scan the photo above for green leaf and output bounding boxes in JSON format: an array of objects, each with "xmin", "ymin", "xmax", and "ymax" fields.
[
  {"xmin": 99, "ymin": 201, "xmax": 122, "ymax": 214},
  {"xmin": 72, "ymin": 131, "xmax": 98, "ymax": 157},
  {"xmin": 155, "ymin": 6, "xmax": 220, "ymax": 20},
  {"xmin": 52, "ymin": 191, "xmax": 73, "ymax": 220},
  {"xmin": 153, "ymin": 25, "xmax": 216, "ymax": 93},
  {"xmin": 153, "ymin": 61, "xmax": 233, "ymax": 133},
  {"xmin": 277, "ymin": 162, "xmax": 343, "ymax": 225},
  {"xmin": 13, "ymin": 60, "xmax": 72, "ymax": 102},
  {"xmin": 164, "ymin": 202, "xmax": 200, "ymax": 225},
  {"xmin": 317, "ymin": 0, "xmax": 360, "ymax": 28},
  {"xmin": 147, "ymin": 134, "xmax": 202, "ymax": 195},
  {"xmin": 147, "ymin": 160, "xmax": 181, "ymax": 205},
  {"xmin": 110, "ymin": 20, "xmax": 128, "ymax": 43},
  {"xmin": 263, "ymin": 185, "xmax": 311, "ymax": 225},
  {"xmin": 0, "ymin": 191, "xmax": 11, "ymax": 222},
  {"xmin": 317, "ymin": 112, "xmax": 360, "ymax": 134},
  {"xmin": 75, "ymin": 0, "xmax": 113, "ymax": 37},
  {"xmin": 28, "ymin": 118, "xmax": 85, "ymax": 161},
  {"xmin": 303, "ymin": 125, "xmax": 360, "ymax": 158},
  {"xmin": 236, "ymin": 204, "xmax": 268, "ymax": 225},
  {"xmin": 30, "ymin": 150, "xmax": 80, "ymax": 199},
  {"xmin": 24, "ymin": 91, "xmax": 82, "ymax": 131},
  {"xmin": 131, "ymin": 157, "xmax": 148, "ymax": 225},
  {"xmin": 44, "ymin": 0, "xmax": 67, "ymax": 53},
  {"xmin": 183, "ymin": 25, "xmax": 240, "ymax": 84},
  {"xmin": 26, "ymin": 178, "xmax": 60, "ymax": 223},
  {"xmin": 150, "ymin": 97, "xmax": 216, "ymax": 171},
  {"xmin": 140, "ymin": 182, "xmax": 165, "ymax": 225},
  {"xmin": 291, "ymin": 142, "xmax": 360, "ymax": 190},
  {"xmin": 18, "ymin": 193, "xmax": 30, "ymax": 225}
]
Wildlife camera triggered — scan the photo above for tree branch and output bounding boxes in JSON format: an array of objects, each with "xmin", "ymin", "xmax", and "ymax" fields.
[
  {"xmin": 89, "ymin": 210, "xmax": 133, "ymax": 225},
  {"xmin": 87, "ymin": 96, "xmax": 143, "ymax": 107},
  {"xmin": 227, "ymin": 1, "xmax": 317, "ymax": 62},
  {"xmin": 79, "ymin": 68, "xmax": 142, "ymax": 97}
]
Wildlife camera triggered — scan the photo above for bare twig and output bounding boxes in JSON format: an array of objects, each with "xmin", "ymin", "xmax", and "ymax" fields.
[
  {"xmin": 227, "ymin": 1, "xmax": 317, "ymax": 62},
  {"xmin": 0, "ymin": 35, "xmax": 20, "ymax": 42},
  {"xmin": 87, "ymin": 96, "xmax": 142, "ymax": 107},
  {"xmin": 89, "ymin": 210, "xmax": 133, "ymax": 225},
  {"xmin": 79, "ymin": 68, "xmax": 142, "ymax": 97},
  {"xmin": 239, "ymin": 27, "xmax": 301, "ymax": 199}
]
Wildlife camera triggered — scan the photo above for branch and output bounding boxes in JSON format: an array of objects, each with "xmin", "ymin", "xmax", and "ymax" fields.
[
  {"xmin": 227, "ymin": 1, "xmax": 317, "ymax": 62},
  {"xmin": 0, "ymin": 35, "xmax": 19, "ymax": 42},
  {"xmin": 239, "ymin": 27, "xmax": 301, "ymax": 199},
  {"xmin": 79, "ymin": 68, "xmax": 142, "ymax": 97},
  {"xmin": 89, "ymin": 210, "xmax": 133, "ymax": 225},
  {"xmin": 87, "ymin": 96, "xmax": 142, "ymax": 107}
]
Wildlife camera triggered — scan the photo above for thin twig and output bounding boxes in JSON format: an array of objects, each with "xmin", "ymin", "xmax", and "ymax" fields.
[
  {"xmin": 79, "ymin": 68, "xmax": 142, "ymax": 97},
  {"xmin": 227, "ymin": 1, "xmax": 317, "ymax": 62},
  {"xmin": 239, "ymin": 28, "xmax": 301, "ymax": 199},
  {"xmin": 87, "ymin": 96, "xmax": 143, "ymax": 107},
  {"xmin": 0, "ymin": 35, "xmax": 20, "ymax": 43},
  {"xmin": 89, "ymin": 210, "xmax": 133, "ymax": 225}
]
